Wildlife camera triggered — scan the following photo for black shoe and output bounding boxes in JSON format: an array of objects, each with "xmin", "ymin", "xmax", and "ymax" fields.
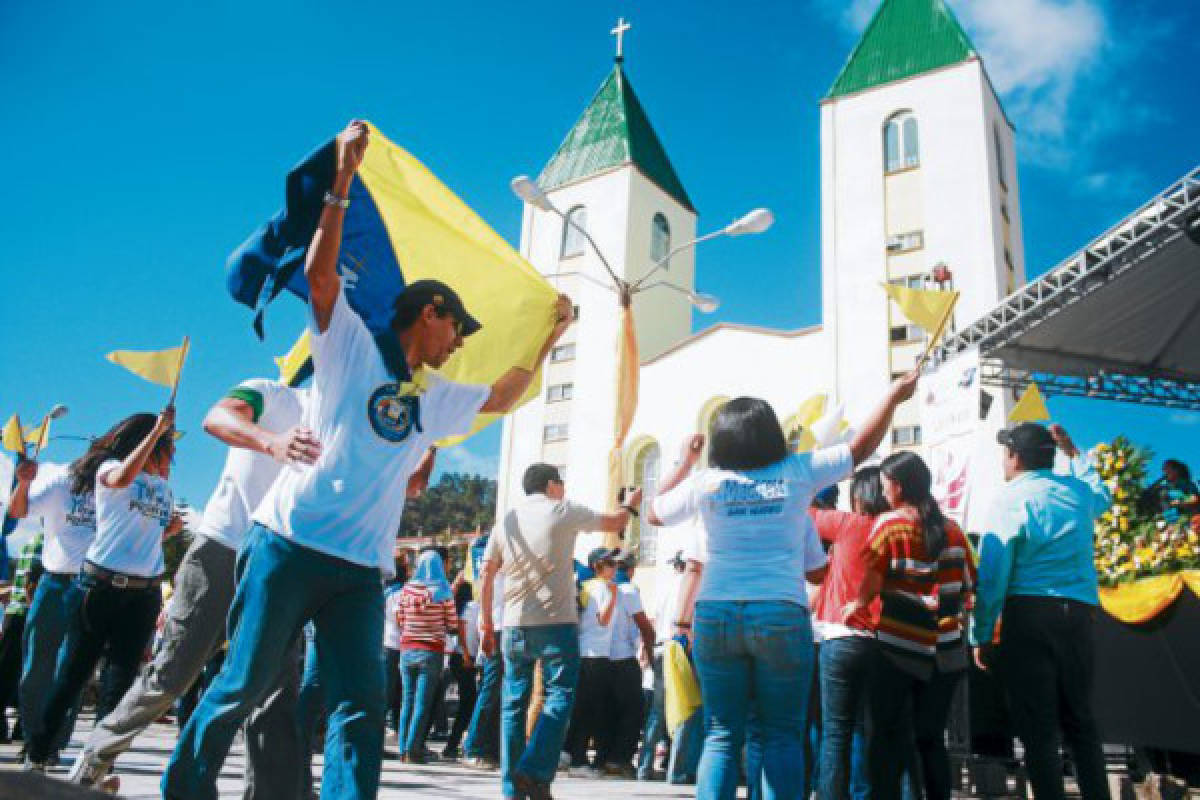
[
  {"xmin": 441, "ymin": 745, "xmax": 461, "ymax": 761},
  {"xmin": 513, "ymin": 771, "xmax": 554, "ymax": 800}
]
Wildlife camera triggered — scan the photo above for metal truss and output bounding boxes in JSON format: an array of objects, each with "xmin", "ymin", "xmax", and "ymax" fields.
[
  {"xmin": 933, "ymin": 166, "xmax": 1200, "ymax": 401},
  {"xmin": 980, "ymin": 360, "xmax": 1200, "ymax": 411}
]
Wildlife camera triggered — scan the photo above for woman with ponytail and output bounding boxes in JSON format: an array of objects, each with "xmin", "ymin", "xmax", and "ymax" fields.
[
  {"xmin": 841, "ymin": 451, "xmax": 975, "ymax": 800},
  {"xmin": 25, "ymin": 407, "xmax": 182, "ymax": 771}
]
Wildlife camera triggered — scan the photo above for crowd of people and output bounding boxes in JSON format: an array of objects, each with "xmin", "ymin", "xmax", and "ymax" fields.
[{"xmin": 0, "ymin": 119, "xmax": 1142, "ymax": 800}]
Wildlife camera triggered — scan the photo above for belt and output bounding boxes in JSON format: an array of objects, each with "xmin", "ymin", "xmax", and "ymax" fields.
[{"xmin": 82, "ymin": 562, "xmax": 159, "ymax": 590}]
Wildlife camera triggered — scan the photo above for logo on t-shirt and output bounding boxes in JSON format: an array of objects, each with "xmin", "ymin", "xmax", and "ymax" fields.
[{"xmin": 368, "ymin": 384, "xmax": 421, "ymax": 443}]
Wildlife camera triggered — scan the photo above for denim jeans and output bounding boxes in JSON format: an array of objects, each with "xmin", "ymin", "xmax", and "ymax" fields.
[
  {"xmin": 638, "ymin": 654, "xmax": 666, "ymax": 779},
  {"xmin": 163, "ymin": 526, "xmax": 385, "ymax": 800},
  {"xmin": 20, "ymin": 572, "xmax": 83, "ymax": 753},
  {"xmin": 464, "ymin": 651, "xmax": 502, "ymax": 759},
  {"xmin": 296, "ymin": 629, "xmax": 324, "ymax": 791},
  {"xmin": 501, "ymin": 624, "xmax": 580, "ymax": 796},
  {"xmin": 819, "ymin": 636, "xmax": 874, "ymax": 800},
  {"xmin": 693, "ymin": 600, "xmax": 815, "ymax": 800},
  {"xmin": 398, "ymin": 649, "xmax": 442, "ymax": 757}
]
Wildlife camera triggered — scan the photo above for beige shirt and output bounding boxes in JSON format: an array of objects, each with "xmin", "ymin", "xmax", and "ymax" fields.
[{"xmin": 483, "ymin": 494, "xmax": 600, "ymax": 628}]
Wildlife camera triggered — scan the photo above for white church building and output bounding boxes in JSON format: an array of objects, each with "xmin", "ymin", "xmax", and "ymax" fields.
[{"xmin": 495, "ymin": 0, "xmax": 1027, "ymax": 572}]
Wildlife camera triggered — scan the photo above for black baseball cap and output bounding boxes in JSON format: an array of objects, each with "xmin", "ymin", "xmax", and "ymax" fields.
[
  {"xmin": 587, "ymin": 547, "xmax": 620, "ymax": 568},
  {"xmin": 394, "ymin": 279, "xmax": 482, "ymax": 336},
  {"xmin": 614, "ymin": 549, "xmax": 638, "ymax": 568},
  {"xmin": 996, "ymin": 422, "xmax": 1055, "ymax": 456}
]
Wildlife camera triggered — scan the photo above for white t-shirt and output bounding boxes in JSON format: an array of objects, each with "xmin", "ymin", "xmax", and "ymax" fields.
[
  {"xmin": 461, "ymin": 600, "xmax": 481, "ymax": 657},
  {"xmin": 254, "ymin": 288, "xmax": 489, "ymax": 575},
  {"xmin": 652, "ymin": 569, "xmax": 684, "ymax": 646},
  {"xmin": 653, "ymin": 446, "xmax": 852, "ymax": 606},
  {"xmin": 383, "ymin": 585, "xmax": 404, "ymax": 650},
  {"xmin": 197, "ymin": 380, "xmax": 307, "ymax": 552},
  {"xmin": 578, "ymin": 578, "xmax": 616, "ymax": 658},
  {"xmin": 25, "ymin": 463, "xmax": 96, "ymax": 574},
  {"xmin": 609, "ymin": 583, "xmax": 646, "ymax": 660},
  {"xmin": 88, "ymin": 459, "xmax": 173, "ymax": 578}
]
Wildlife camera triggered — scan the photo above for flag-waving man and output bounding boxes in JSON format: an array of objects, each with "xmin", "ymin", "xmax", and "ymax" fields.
[{"xmin": 163, "ymin": 120, "xmax": 573, "ymax": 800}]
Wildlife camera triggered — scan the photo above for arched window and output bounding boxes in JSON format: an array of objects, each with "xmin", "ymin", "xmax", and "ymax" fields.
[
  {"xmin": 561, "ymin": 206, "xmax": 587, "ymax": 258},
  {"xmin": 883, "ymin": 112, "xmax": 919, "ymax": 172},
  {"xmin": 629, "ymin": 443, "xmax": 661, "ymax": 564},
  {"xmin": 651, "ymin": 213, "xmax": 671, "ymax": 264}
]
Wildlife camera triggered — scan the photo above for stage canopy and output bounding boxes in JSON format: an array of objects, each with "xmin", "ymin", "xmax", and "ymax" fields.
[{"xmin": 935, "ymin": 165, "xmax": 1200, "ymax": 410}]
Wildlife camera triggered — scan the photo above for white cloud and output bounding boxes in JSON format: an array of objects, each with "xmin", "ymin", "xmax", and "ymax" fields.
[{"xmin": 437, "ymin": 445, "xmax": 499, "ymax": 478}]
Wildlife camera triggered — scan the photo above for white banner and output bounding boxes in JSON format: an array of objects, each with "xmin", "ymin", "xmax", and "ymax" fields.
[{"xmin": 920, "ymin": 352, "xmax": 980, "ymax": 526}]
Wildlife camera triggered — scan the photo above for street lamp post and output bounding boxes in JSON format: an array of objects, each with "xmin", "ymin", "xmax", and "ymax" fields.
[{"xmin": 510, "ymin": 174, "xmax": 774, "ymax": 516}]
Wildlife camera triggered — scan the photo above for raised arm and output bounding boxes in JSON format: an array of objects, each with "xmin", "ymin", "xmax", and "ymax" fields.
[
  {"xmin": 203, "ymin": 395, "xmax": 321, "ymax": 465},
  {"xmin": 102, "ymin": 406, "xmax": 174, "ymax": 490},
  {"xmin": 306, "ymin": 120, "xmax": 370, "ymax": 333},
  {"xmin": 406, "ymin": 447, "xmax": 437, "ymax": 498},
  {"xmin": 5, "ymin": 460, "xmax": 38, "ymax": 520},
  {"xmin": 848, "ymin": 371, "xmax": 919, "ymax": 466},
  {"xmin": 671, "ymin": 560, "xmax": 704, "ymax": 643},
  {"xmin": 1051, "ymin": 424, "xmax": 1112, "ymax": 515},
  {"xmin": 592, "ymin": 487, "xmax": 642, "ymax": 534},
  {"xmin": 646, "ymin": 436, "xmax": 704, "ymax": 527},
  {"xmin": 479, "ymin": 294, "xmax": 574, "ymax": 414}
]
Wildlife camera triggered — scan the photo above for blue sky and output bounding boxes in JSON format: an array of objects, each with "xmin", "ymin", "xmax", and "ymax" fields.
[{"xmin": 2, "ymin": 0, "xmax": 1198, "ymax": 514}]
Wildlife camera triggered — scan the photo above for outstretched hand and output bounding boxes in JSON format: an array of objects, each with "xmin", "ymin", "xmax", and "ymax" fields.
[
  {"xmin": 268, "ymin": 426, "xmax": 322, "ymax": 466},
  {"xmin": 336, "ymin": 119, "xmax": 370, "ymax": 178}
]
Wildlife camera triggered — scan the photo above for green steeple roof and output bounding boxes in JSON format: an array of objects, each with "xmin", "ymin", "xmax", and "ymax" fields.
[
  {"xmin": 826, "ymin": 0, "xmax": 976, "ymax": 99},
  {"xmin": 539, "ymin": 64, "xmax": 694, "ymax": 212}
]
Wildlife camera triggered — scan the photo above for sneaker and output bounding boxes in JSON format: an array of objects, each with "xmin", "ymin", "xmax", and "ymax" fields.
[
  {"xmin": 384, "ymin": 729, "xmax": 399, "ymax": 749},
  {"xmin": 99, "ymin": 775, "xmax": 121, "ymax": 795},
  {"xmin": 22, "ymin": 757, "xmax": 47, "ymax": 773},
  {"xmin": 441, "ymin": 745, "xmax": 461, "ymax": 761},
  {"xmin": 558, "ymin": 751, "xmax": 571, "ymax": 771},
  {"xmin": 462, "ymin": 755, "xmax": 499, "ymax": 771},
  {"xmin": 514, "ymin": 771, "xmax": 555, "ymax": 800},
  {"xmin": 568, "ymin": 765, "xmax": 602, "ymax": 779},
  {"xmin": 68, "ymin": 754, "xmax": 112, "ymax": 787}
]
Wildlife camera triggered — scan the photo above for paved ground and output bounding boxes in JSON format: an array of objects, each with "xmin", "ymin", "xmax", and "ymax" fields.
[{"xmin": 0, "ymin": 713, "xmax": 701, "ymax": 799}]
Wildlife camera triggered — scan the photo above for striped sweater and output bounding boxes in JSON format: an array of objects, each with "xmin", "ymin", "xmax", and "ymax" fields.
[
  {"xmin": 395, "ymin": 583, "xmax": 458, "ymax": 653},
  {"xmin": 861, "ymin": 508, "xmax": 976, "ymax": 679}
]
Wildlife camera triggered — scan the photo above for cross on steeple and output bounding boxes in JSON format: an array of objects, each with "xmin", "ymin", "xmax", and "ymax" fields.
[{"xmin": 611, "ymin": 17, "xmax": 631, "ymax": 62}]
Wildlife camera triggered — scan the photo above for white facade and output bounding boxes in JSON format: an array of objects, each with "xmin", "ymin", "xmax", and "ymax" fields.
[{"xmin": 497, "ymin": 33, "xmax": 1025, "ymax": 586}]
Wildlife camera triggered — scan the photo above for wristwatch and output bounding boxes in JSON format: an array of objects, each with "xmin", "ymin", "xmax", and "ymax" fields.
[{"xmin": 323, "ymin": 191, "xmax": 350, "ymax": 209}]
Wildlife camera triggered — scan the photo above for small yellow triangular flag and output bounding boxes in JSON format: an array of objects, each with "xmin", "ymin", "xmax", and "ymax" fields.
[
  {"xmin": 794, "ymin": 393, "xmax": 828, "ymax": 428},
  {"xmin": 882, "ymin": 283, "xmax": 959, "ymax": 336},
  {"xmin": 2, "ymin": 414, "xmax": 26, "ymax": 454},
  {"xmin": 23, "ymin": 418, "xmax": 49, "ymax": 448},
  {"xmin": 275, "ymin": 331, "xmax": 312, "ymax": 386},
  {"xmin": 1009, "ymin": 383, "xmax": 1051, "ymax": 423},
  {"xmin": 106, "ymin": 338, "xmax": 190, "ymax": 390}
]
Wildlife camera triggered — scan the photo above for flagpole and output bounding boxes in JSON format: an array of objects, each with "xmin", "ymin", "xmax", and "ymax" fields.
[
  {"xmin": 916, "ymin": 292, "xmax": 960, "ymax": 370},
  {"xmin": 168, "ymin": 336, "xmax": 190, "ymax": 406},
  {"xmin": 32, "ymin": 413, "xmax": 50, "ymax": 459}
]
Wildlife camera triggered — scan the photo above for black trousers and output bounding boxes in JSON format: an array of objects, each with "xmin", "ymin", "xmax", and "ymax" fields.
[
  {"xmin": 567, "ymin": 657, "xmax": 611, "ymax": 767},
  {"xmin": 598, "ymin": 657, "xmax": 644, "ymax": 767},
  {"xmin": 996, "ymin": 596, "xmax": 1111, "ymax": 800},
  {"xmin": 28, "ymin": 577, "xmax": 160, "ymax": 762},
  {"xmin": 385, "ymin": 647, "xmax": 402, "ymax": 732},
  {"xmin": 0, "ymin": 613, "xmax": 27, "ymax": 717},
  {"xmin": 444, "ymin": 653, "xmax": 478, "ymax": 751},
  {"xmin": 864, "ymin": 651, "xmax": 961, "ymax": 800}
]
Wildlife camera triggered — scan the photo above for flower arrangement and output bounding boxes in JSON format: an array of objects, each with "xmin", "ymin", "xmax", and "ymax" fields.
[{"xmin": 1093, "ymin": 437, "xmax": 1200, "ymax": 587}]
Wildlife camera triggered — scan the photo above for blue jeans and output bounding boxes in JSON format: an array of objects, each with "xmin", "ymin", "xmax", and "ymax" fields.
[
  {"xmin": 163, "ymin": 526, "xmax": 385, "ymax": 800},
  {"xmin": 693, "ymin": 600, "xmax": 815, "ymax": 800},
  {"xmin": 398, "ymin": 649, "xmax": 442, "ymax": 757},
  {"xmin": 819, "ymin": 636, "xmax": 874, "ymax": 800},
  {"xmin": 296, "ymin": 628, "xmax": 324, "ymax": 791},
  {"xmin": 501, "ymin": 624, "xmax": 580, "ymax": 796},
  {"xmin": 464, "ymin": 651, "xmax": 502, "ymax": 759},
  {"xmin": 638, "ymin": 654, "xmax": 666, "ymax": 779},
  {"xmin": 20, "ymin": 572, "xmax": 83, "ymax": 752}
]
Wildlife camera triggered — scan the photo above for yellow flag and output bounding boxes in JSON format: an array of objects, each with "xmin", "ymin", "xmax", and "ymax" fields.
[
  {"xmin": 23, "ymin": 418, "xmax": 50, "ymax": 449},
  {"xmin": 106, "ymin": 339, "xmax": 190, "ymax": 389},
  {"xmin": 607, "ymin": 301, "xmax": 640, "ymax": 510},
  {"xmin": 1009, "ymin": 383, "xmax": 1051, "ymax": 423},
  {"xmin": 664, "ymin": 640, "xmax": 703, "ymax": 732},
  {"xmin": 788, "ymin": 393, "xmax": 827, "ymax": 453},
  {"xmin": 275, "ymin": 331, "xmax": 312, "ymax": 386},
  {"xmin": 882, "ymin": 283, "xmax": 959, "ymax": 336},
  {"xmin": 2, "ymin": 414, "xmax": 25, "ymax": 454}
]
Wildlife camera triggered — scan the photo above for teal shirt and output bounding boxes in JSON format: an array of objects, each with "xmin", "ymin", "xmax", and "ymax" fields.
[{"xmin": 969, "ymin": 456, "xmax": 1111, "ymax": 646}]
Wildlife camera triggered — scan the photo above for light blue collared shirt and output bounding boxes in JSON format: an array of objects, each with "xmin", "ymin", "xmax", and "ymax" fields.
[{"xmin": 968, "ymin": 456, "xmax": 1111, "ymax": 646}]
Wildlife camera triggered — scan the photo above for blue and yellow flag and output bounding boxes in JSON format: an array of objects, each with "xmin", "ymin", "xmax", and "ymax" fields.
[{"xmin": 229, "ymin": 122, "xmax": 558, "ymax": 442}]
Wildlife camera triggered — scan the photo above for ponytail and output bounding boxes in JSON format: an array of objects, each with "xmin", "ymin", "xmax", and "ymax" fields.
[{"xmin": 880, "ymin": 451, "xmax": 947, "ymax": 558}]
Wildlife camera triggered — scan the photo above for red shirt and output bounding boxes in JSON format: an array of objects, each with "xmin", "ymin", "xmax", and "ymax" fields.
[
  {"xmin": 809, "ymin": 509, "xmax": 881, "ymax": 631},
  {"xmin": 396, "ymin": 583, "xmax": 458, "ymax": 653}
]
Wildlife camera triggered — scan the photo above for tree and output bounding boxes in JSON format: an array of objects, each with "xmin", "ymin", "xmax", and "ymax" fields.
[{"xmin": 399, "ymin": 472, "xmax": 497, "ymax": 538}]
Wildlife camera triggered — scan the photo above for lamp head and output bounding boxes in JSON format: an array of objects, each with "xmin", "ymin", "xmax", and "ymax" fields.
[
  {"xmin": 690, "ymin": 291, "xmax": 720, "ymax": 313},
  {"xmin": 48, "ymin": 404, "xmax": 69, "ymax": 420},
  {"xmin": 725, "ymin": 208, "xmax": 774, "ymax": 236},
  {"xmin": 510, "ymin": 175, "xmax": 553, "ymax": 212}
]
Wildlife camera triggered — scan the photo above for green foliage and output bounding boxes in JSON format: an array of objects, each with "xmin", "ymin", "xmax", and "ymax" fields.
[{"xmin": 399, "ymin": 472, "xmax": 497, "ymax": 538}]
